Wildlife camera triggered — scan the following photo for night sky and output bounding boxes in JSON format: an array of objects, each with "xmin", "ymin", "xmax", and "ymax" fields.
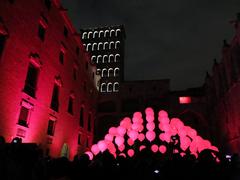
[{"xmin": 61, "ymin": 0, "xmax": 240, "ymax": 90}]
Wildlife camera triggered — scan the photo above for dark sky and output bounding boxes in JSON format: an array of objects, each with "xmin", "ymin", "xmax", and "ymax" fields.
[{"xmin": 61, "ymin": 0, "xmax": 240, "ymax": 90}]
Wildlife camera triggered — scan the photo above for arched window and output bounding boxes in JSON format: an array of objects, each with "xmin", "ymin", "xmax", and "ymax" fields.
[
  {"xmin": 110, "ymin": 29, "xmax": 115, "ymax": 37},
  {"xmin": 115, "ymin": 41, "xmax": 120, "ymax": 49},
  {"xmin": 91, "ymin": 56, "xmax": 96, "ymax": 64},
  {"xmin": 98, "ymin": 42, "xmax": 103, "ymax": 50},
  {"xmin": 93, "ymin": 31, "xmax": 98, "ymax": 38},
  {"xmin": 115, "ymin": 54, "xmax": 120, "ymax": 62},
  {"xmin": 92, "ymin": 43, "xmax": 97, "ymax": 51},
  {"xmin": 103, "ymin": 42, "xmax": 109, "ymax": 50},
  {"xmin": 87, "ymin": 31, "xmax": 93, "ymax": 39},
  {"xmin": 109, "ymin": 54, "xmax": 114, "ymax": 62},
  {"xmin": 86, "ymin": 43, "xmax": 91, "ymax": 51},
  {"xmin": 114, "ymin": 68, "xmax": 120, "ymax": 77},
  {"xmin": 97, "ymin": 55, "xmax": 102, "ymax": 63},
  {"xmin": 113, "ymin": 82, "xmax": 119, "ymax": 92},
  {"xmin": 108, "ymin": 68, "xmax": 113, "ymax": 77},
  {"xmin": 100, "ymin": 83, "xmax": 107, "ymax": 92},
  {"xmin": 104, "ymin": 30, "xmax": 109, "ymax": 37},
  {"xmin": 115, "ymin": 29, "xmax": 121, "ymax": 37},
  {"xmin": 107, "ymin": 83, "xmax": 113, "ymax": 92},
  {"xmin": 102, "ymin": 68, "xmax": 107, "ymax": 77},
  {"xmin": 109, "ymin": 41, "xmax": 115, "ymax": 49},
  {"xmin": 82, "ymin": 32, "xmax": 87, "ymax": 39},
  {"xmin": 99, "ymin": 30, "xmax": 104, "ymax": 38},
  {"xmin": 103, "ymin": 55, "xmax": 108, "ymax": 63}
]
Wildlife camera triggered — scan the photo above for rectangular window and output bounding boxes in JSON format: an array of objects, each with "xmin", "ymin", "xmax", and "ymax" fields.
[
  {"xmin": 47, "ymin": 119, "xmax": 55, "ymax": 136},
  {"xmin": 73, "ymin": 68, "xmax": 77, "ymax": 80},
  {"xmin": 0, "ymin": 34, "xmax": 6, "ymax": 58},
  {"xmin": 45, "ymin": 0, "xmax": 52, "ymax": 10},
  {"xmin": 88, "ymin": 113, "xmax": 91, "ymax": 132},
  {"xmin": 179, "ymin": 96, "xmax": 191, "ymax": 104},
  {"xmin": 38, "ymin": 24, "xmax": 46, "ymax": 41},
  {"xmin": 78, "ymin": 133, "xmax": 81, "ymax": 145},
  {"xmin": 64, "ymin": 26, "xmax": 68, "ymax": 37},
  {"xmin": 18, "ymin": 106, "xmax": 29, "ymax": 127},
  {"xmin": 79, "ymin": 107, "xmax": 84, "ymax": 127},
  {"xmin": 68, "ymin": 97, "xmax": 74, "ymax": 115},
  {"xmin": 23, "ymin": 64, "xmax": 39, "ymax": 98},
  {"xmin": 59, "ymin": 51, "xmax": 64, "ymax": 64},
  {"xmin": 50, "ymin": 84, "xmax": 59, "ymax": 112}
]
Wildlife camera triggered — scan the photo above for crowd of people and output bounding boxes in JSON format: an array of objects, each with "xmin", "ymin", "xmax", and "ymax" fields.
[{"xmin": 0, "ymin": 136, "xmax": 240, "ymax": 180}]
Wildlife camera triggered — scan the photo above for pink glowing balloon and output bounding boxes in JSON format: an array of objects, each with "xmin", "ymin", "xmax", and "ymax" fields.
[
  {"xmin": 180, "ymin": 152, "xmax": 186, "ymax": 157},
  {"xmin": 98, "ymin": 140, "xmax": 107, "ymax": 152},
  {"xmin": 158, "ymin": 110, "xmax": 168, "ymax": 118},
  {"xmin": 109, "ymin": 127, "xmax": 118, "ymax": 136},
  {"xmin": 138, "ymin": 124, "xmax": 144, "ymax": 132},
  {"xmin": 170, "ymin": 118, "xmax": 184, "ymax": 130},
  {"xmin": 127, "ymin": 138, "xmax": 134, "ymax": 146},
  {"xmin": 91, "ymin": 144, "xmax": 100, "ymax": 155},
  {"xmin": 158, "ymin": 117, "xmax": 170, "ymax": 124},
  {"xmin": 180, "ymin": 136, "xmax": 191, "ymax": 151},
  {"xmin": 186, "ymin": 127, "xmax": 197, "ymax": 138},
  {"xmin": 139, "ymin": 145, "xmax": 146, "ymax": 151},
  {"xmin": 128, "ymin": 130, "xmax": 138, "ymax": 141},
  {"xmin": 132, "ymin": 117, "xmax": 140, "ymax": 124},
  {"xmin": 117, "ymin": 126, "xmax": 126, "ymax": 136},
  {"xmin": 158, "ymin": 123, "xmax": 170, "ymax": 132},
  {"xmin": 127, "ymin": 149, "xmax": 134, "ymax": 157},
  {"xmin": 146, "ymin": 131, "xmax": 156, "ymax": 142},
  {"xmin": 178, "ymin": 127, "xmax": 187, "ymax": 137},
  {"xmin": 189, "ymin": 140, "xmax": 197, "ymax": 153},
  {"xmin": 119, "ymin": 153, "xmax": 126, "ymax": 158},
  {"xmin": 85, "ymin": 151, "xmax": 94, "ymax": 160},
  {"xmin": 146, "ymin": 122, "xmax": 155, "ymax": 131},
  {"xmin": 174, "ymin": 149, "xmax": 179, "ymax": 154},
  {"xmin": 133, "ymin": 112, "xmax": 142, "ymax": 118},
  {"xmin": 138, "ymin": 133, "xmax": 145, "ymax": 142},
  {"xmin": 145, "ymin": 107, "xmax": 154, "ymax": 115},
  {"xmin": 151, "ymin": 144, "xmax": 158, "ymax": 153},
  {"xmin": 159, "ymin": 145, "xmax": 167, "ymax": 154},
  {"xmin": 120, "ymin": 117, "xmax": 132, "ymax": 129},
  {"xmin": 159, "ymin": 132, "xmax": 171, "ymax": 143},
  {"xmin": 115, "ymin": 136, "xmax": 124, "ymax": 146},
  {"xmin": 210, "ymin": 146, "xmax": 219, "ymax": 152},
  {"xmin": 146, "ymin": 115, "xmax": 154, "ymax": 122},
  {"xmin": 104, "ymin": 134, "xmax": 113, "ymax": 142},
  {"xmin": 118, "ymin": 144, "xmax": 125, "ymax": 152},
  {"xmin": 132, "ymin": 123, "xmax": 141, "ymax": 131},
  {"xmin": 107, "ymin": 142, "xmax": 116, "ymax": 153}
]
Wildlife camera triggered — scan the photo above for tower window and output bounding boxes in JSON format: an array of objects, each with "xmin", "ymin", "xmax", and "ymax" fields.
[
  {"xmin": 79, "ymin": 107, "xmax": 84, "ymax": 127},
  {"xmin": 23, "ymin": 64, "xmax": 39, "ymax": 98},
  {"xmin": 50, "ymin": 84, "xmax": 59, "ymax": 112},
  {"xmin": 73, "ymin": 68, "xmax": 77, "ymax": 80},
  {"xmin": 64, "ymin": 26, "xmax": 68, "ymax": 37},
  {"xmin": 59, "ymin": 51, "xmax": 64, "ymax": 64},
  {"xmin": 0, "ymin": 34, "xmax": 6, "ymax": 59},
  {"xmin": 18, "ymin": 106, "xmax": 30, "ymax": 127},
  {"xmin": 38, "ymin": 24, "xmax": 46, "ymax": 41},
  {"xmin": 45, "ymin": 0, "xmax": 52, "ymax": 10},
  {"xmin": 47, "ymin": 119, "xmax": 56, "ymax": 136},
  {"xmin": 68, "ymin": 96, "xmax": 74, "ymax": 115},
  {"xmin": 78, "ymin": 133, "xmax": 81, "ymax": 145},
  {"xmin": 88, "ymin": 113, "xmax": 91, "ymax": 132}
]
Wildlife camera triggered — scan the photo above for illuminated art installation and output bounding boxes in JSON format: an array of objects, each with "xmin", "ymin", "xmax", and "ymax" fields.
[{"xmin": 85, "ymin": 108, "xmax": 219, "ymax": 161}]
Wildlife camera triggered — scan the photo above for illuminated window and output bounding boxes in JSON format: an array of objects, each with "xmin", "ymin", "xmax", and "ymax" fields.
[
  {"xmin": 64, "ymin": 26, "xmax": 68, "ymax": 37},
  {"xmin": 23, "ymin": 63, "xmax": 39, "ymax": 98},
  {"xmin": 47, "ymin": 119, "xmax": 56, "ymax": 136},
  {"xmin": 179, "ymin": 96, "xmax": 191, "ymax": 104},
  {"xmin": 88, "ymin": 113, "xmax": 91, "ymax": 131},
  {"xmin": 50, "ymin": 84, "xmax": 59, "ymax": 112},
  {"xmin": 18, "ymin": 106, "xmax": 29, "ymax": 127},
  {"xmin": 79, "ymin": 107, "xmax": 84, "ymax": 127},
  {"xmin": 18, "ymin": 101, "xmax": 33, "ymax": 127},
  {"xmin": 0, "ymin": 34, "xmax": 6, "ymax": 58},
  {"xmin": 68, "ymin": 96, "xmax": 74, "ymax": 115},
  {"xmin": 38, "ymin": 24, "xmax": 46, "ymax": 41}
]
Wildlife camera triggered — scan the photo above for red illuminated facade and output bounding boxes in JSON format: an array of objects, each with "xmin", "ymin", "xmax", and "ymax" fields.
[
  {"xmin": 204, "ymin": 13, "xmax": 240, "ymax": 154},
  {"xmin": 0, "ymin": 0, "xmax": 98, "ymax": 160}
]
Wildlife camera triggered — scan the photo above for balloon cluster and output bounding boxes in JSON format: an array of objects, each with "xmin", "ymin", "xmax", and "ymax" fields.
[{"xmin": 85, "ymin": 108, "xmax": 219, "ymax": 161}]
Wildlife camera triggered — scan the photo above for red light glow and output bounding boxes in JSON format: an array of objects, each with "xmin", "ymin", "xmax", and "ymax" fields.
[{"xmin": 179, "ymin": 96, "xmax": 191, "ymax": 104}]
